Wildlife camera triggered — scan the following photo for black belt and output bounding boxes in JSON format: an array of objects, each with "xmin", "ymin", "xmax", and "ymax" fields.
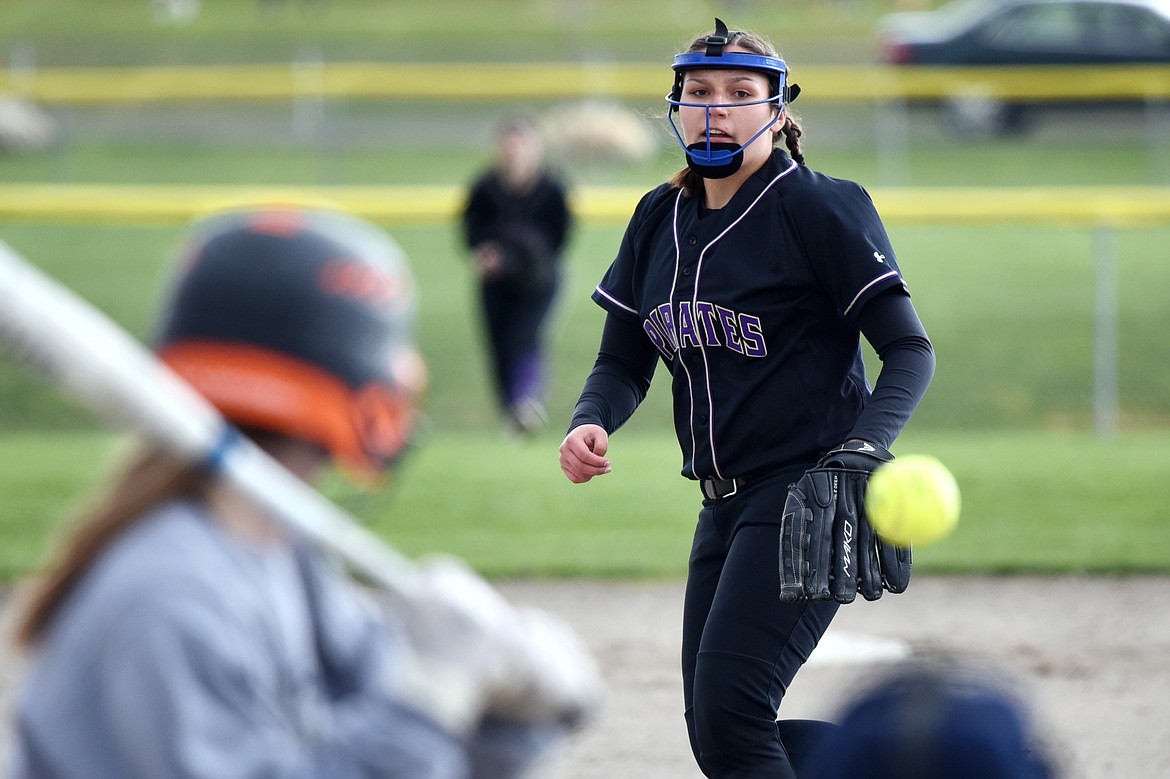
[{"xmin": 699, "ymin": 475, "xmax": 748, "ymax": 500}]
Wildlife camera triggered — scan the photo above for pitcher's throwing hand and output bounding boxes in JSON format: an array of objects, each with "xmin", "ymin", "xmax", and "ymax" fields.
[{"xmin": 559, "ymin": 424, "xmax": 611, "ymax": 483}]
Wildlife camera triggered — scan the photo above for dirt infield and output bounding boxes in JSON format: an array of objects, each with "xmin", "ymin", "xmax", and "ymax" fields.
[
  {"xmin": 3, "ymin": 576, "xmax": 1168, "ymax": 778},
  {"xmin": 493, "ymin": 576, "xmax": 1170, "ymax": 779}
]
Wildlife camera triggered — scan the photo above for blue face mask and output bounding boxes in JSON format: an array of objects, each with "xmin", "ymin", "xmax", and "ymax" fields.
[
  {"xmin": 666, "ymin": 92, "xmax": 786, "ymax": 179},
  {"xmin": 665, "ymin": 20, "xmax": 799, "ymax": 179}
]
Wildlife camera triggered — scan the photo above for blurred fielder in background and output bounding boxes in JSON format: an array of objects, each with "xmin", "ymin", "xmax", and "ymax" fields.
[
  {"xmin": 461, "ymin": 115, "xmax": 574, "ymax": 436},
  {"xmin": 6, "ymin": 205, "xmax": 599, "ymax": 779}
]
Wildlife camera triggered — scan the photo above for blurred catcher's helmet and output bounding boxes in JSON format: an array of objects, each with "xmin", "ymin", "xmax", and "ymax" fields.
[
  {"xmin": 813, "ymin": 662, "xmax": 1055, "ymax": 779},
  {"xmin": 154, "ymin": 204, "xmax": 426, "ymax": 478}
]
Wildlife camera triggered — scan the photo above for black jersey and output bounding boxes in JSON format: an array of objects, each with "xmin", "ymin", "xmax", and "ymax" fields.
[
  {"xmin": 592, "ymin": 150, "xmax": 907, "ymax": 481},
  {"xmin": 462, "ymin": 169, "xmax": 573, "ymax": 287}
]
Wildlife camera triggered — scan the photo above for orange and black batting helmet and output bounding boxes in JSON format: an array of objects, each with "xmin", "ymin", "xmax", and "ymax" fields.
[{"xmin": 154, "ymin": 204, "xmax": 426, "ymax": 478}]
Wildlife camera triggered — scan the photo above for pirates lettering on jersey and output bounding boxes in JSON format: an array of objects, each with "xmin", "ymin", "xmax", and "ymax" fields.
[{"xmin": 643, "ymin": 300, "xmax": 767, "ymax": 361}]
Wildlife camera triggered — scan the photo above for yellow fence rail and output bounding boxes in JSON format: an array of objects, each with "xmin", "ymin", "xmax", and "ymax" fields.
[
  {"xmin": 4, "ymin": 63, "xmax": 1170, "ymax": 104},
  {"xmin": 2, "ymin": 184, "xmax": 1169, "ymax": 227}
]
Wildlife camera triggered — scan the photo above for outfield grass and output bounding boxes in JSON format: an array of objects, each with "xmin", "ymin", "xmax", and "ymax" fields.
[
  {"xmin": 3, "ymin": 220, "xmax": 1169, "ymax": 434},
  {"xmin": 0, "ymin": 0, "xmax": 907, "ymax": 66},
  {"xmin": 4, "ymin": 428, "xmax": 1168, "ymax": 583},
  {"xmin": 10, "ymin": 139, "xmax": 1170, "ymax": 189},
  {"xmin": 1, "ymin": 217, "xmax": 1167, "ymax": 581},
  {"xmin": 344, "ymin": 427, "xmax": 1170, "ymax": 577},
  {"xmin": 3, "ymin": 195, "xmax": 1168, "ymax": 583},
  {"xmin": 2, "ymin": 215, "xmax": 1170, "ymax": 580}
]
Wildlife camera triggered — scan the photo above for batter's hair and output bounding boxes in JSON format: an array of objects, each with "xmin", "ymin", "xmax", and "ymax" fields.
[
  {"xmin": 10, "ymin": 428, "xmax": 293, "ymax": 648},
  {"xmin": 11, "ymin": 443, "xmax": 208, "ymax": 647},
  {"xmin": 668, "ymin": 26, "xmax": 805, "ymax": 195}
]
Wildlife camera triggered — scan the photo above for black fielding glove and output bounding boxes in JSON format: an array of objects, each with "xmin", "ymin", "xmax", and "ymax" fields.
[
  {"xmin": 824, "ymin": 441, "xmax": 913, "ymax": 600},
  {"xmin": 877, "ymin": 534, "xmax": 913, "ymax": 595},
  {"xmin": 780, "ymin": 441, "xmax": 908, "ymax": 603},
  {"xmin": 780, "ymin": 468, "xmax": 836, "ymax": 602}
]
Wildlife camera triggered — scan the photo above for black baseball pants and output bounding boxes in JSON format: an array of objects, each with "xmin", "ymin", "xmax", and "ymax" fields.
[{"xmin": 682, "ymin": 469, "xmax": 840, "ymax": 779}]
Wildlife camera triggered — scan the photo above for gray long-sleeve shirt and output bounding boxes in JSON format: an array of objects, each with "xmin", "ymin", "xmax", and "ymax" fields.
[{"xmin": 11, "ymin": 499, "xmax": 549, "ymax": 779}]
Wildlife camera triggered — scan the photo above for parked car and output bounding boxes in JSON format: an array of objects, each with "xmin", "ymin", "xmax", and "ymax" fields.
[{"xmin": 876, "ymin": 0, "xmax": 1170, "ymax": 134}]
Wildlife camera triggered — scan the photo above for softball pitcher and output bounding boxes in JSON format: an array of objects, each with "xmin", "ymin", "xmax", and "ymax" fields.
[{"xmin": 559, "ymin": 20, "xmax": 936, "ymax": 778}]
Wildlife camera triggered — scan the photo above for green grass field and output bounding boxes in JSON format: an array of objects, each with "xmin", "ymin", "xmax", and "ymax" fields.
[
  {"xmin": 4, "ymin": 220, "xmax": 1168, "ymax": 434},
  {"xmin": 0, "ymin": 0, "xmax": 913, "ymax": 66},
  {"xmin": 4, "ymin": 217, "xmax": 1169, "ymax": 581},
  {"xmin": 2, "ymin": 0, "xmax": 1169, "ymax": 583},
  {"xmin": 5, "ymin": 428, "xmax": 1169, "ymax": 583}
]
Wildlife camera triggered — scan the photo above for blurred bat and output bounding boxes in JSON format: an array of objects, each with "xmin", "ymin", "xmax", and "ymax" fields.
[
  {"xmin": 0, "ymin": 238, "xmax": 604, "ymax": 728},
  {"xmin": 0, "ymin": 240, "xmax": 609, "ymax": 729}
]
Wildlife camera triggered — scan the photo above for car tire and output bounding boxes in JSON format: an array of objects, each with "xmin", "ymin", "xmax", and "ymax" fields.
[{"xmin": 942, "ymin": 94, "xmax": 1031, "ymax": 138}]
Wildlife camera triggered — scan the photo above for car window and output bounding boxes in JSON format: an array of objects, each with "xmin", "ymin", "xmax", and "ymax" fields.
[
  {"xmin": 977, "ymin": 4, "xmax": 1087, "ymax": 51},
  {"xmin": 978, "ymin": 2, "xmax": 1170, "ymax": 57},
  {"xmin": 934, "ymin": 0, "xmax": 1003, "ymax": 35},
  {"xmin": 1084, "ymin": 5, "xmax": 1170, "ymax": 55}
]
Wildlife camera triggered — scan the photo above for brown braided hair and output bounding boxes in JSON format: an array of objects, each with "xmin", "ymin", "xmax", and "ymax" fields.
[{"xmin": 668, "ymin": 26, "xmax": 805, "ymax": 195}]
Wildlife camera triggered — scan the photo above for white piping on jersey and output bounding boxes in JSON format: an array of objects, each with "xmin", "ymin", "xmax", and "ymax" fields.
[
  {"xmin": 678, "ymin": 158, "xmax": 799, "ymax": 480},
  {"xmin": 593, "ymin": 285, "xmax": 639, "ymax": 315},
  {"xmin": 843, "ymin": 269, "xmax": 900, "ymax": 317}
]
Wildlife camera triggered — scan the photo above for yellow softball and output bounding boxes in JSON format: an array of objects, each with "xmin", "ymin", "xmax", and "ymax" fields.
[{"xmin": 865, "ymin": 454, "xmax": 961, "ymax": 547}]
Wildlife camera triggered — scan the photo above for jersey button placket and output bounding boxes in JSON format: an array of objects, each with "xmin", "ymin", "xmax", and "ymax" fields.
[{"xmin": 682, "ymin": 235, "xmax": 713, "ymax": 477}]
